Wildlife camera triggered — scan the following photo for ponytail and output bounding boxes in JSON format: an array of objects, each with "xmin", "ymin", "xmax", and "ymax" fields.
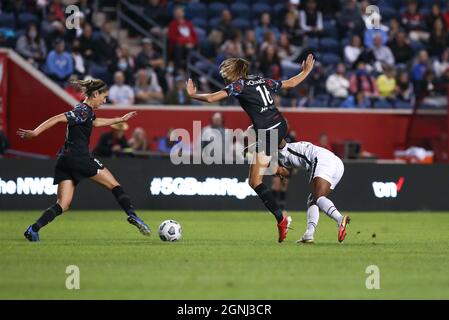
[{"xmin": 70, "ymin": 79, "xmax": 108, "ymax": 97}]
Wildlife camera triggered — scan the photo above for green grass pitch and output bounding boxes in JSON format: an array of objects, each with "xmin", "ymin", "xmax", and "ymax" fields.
[{"xmin": 1, "ymin": 211, "xmax": 449, "ymax": 299}]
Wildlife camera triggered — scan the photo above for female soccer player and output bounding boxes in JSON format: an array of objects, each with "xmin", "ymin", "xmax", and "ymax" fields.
[
  {"xmin": 275, "ymin": 140, "xmax": 350, "ymax": 244},
  {"xmin": 17, "ymin": 79, "xmax": 152, "ymax": 241},
  {"xmin": 186, "ymin": 54, "xmax": 315, "ymax": 242}
]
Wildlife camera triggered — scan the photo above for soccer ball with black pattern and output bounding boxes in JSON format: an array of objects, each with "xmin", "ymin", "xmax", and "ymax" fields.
[{"xmin": 158, "ymin": 220, "xmax": 182, "ymax": 241}]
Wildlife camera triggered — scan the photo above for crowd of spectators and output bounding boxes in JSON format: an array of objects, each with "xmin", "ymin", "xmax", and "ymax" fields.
[{"xmin": 1, "ymin": 0, "xmax": 448, "ymax": 109}]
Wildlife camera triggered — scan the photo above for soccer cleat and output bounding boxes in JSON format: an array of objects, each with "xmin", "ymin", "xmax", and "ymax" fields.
[
  {"xmin": 24, "ymin": 225, "xmax": 40, "ymax": 242},
  {"xmin": 127, "ymin": 215, "xmax": 152, "ymax": 236},
  {"xmin": 297, "ymin": 232, "xmax": 315, "ymax": 244},
  {"xmin": 277, "ymin": 215, "xmax": 292, "ymax": 243},
  {"xmin": 338, "ymin": 215, "xmax": 351, "ymax": 243}
]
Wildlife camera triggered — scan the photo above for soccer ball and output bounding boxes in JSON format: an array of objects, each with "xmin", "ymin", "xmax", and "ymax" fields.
[{"xmin": 158, "ymin": 220, "xmax": 182, "ymax": 242}]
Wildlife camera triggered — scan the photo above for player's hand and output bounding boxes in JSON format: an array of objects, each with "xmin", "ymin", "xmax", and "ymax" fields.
[
  {"xmin": 121, "ymin": 111, "xmax": 137, "ymax": 122},
  {"xmin": 275, "ymin": 166, "xmax": 291, "ymax": 179},
  {"xmin": 17, "ymin": 129, "xmax": 38, "ymax": 140},
  {"xmin": 301, "ymin": 54, "xmax": 315, "ymax": 75},
  {"xmin": 186, "ymin": 78, "xmax": 197, "ymax": 96}
]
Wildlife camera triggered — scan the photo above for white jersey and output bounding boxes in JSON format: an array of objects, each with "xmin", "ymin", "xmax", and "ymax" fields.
[
  {"xmin": 278, "ymin": 141, "xmax": 324, "ymax": 171},
  {"xmin": 278, "ymin": 141, "xmax": 344, "ymax": 190}
]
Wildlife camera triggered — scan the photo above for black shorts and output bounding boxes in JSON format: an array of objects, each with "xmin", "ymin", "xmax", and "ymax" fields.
[
  {"xmin": 54, "ymin": 155, "xmax": 104, "ymax": 185},
  {"xmin": 255, "ymin": 118, "xmax": 288, "ymax": 156}
]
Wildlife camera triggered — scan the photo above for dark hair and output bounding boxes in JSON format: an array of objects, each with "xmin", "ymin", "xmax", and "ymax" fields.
[{"xmin": 70, "ymin": 79, "xmax": 108, "ymax": 97}]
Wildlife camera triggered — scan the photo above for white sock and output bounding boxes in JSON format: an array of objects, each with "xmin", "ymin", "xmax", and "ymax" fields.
[
  {"xmin": 316, "ymin": 196, "xmax": 343, "ymax": 226},
  {"xmin": 306, "ymin": 205, "xmax": 319, "ymax": 235}
]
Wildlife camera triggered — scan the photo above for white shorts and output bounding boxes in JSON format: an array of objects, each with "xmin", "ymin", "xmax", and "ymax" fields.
[{"xmin": 310, "ymin": 150, "xmax": 344, "ymax": 190}]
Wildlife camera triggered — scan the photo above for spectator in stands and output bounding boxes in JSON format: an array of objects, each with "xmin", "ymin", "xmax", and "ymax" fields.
[
  {"xmin": 349, "ymin": 62, "xmax": 379, "ymax": 98},
  {"xmin": 93, "ymin": 21, "xmax": 118, "ymax": 69},
  {"xmin": 281, "ymin": 11, "xmax": 304, "ymax": 47},
  {"xmin": 134, "ymin": 69, "xmax": 163, "ymax": 105},
  {"xmin": 158, "ymin": 128, "xmax": 184, "ymax": 155},
  {"xmin": 412, "ymin": 50, "xmax": 430, "ymax": 83},
  {"xmin": 388, "ymin": 31, "xmax": 413, "ymax": 65},
  {"xmin": 401, "ymin": 0, "xmax": 428, "ymax": 42},
  {"xmin": 444, "ymin": 1, "xmax": 449, "ymax": 28},
  {"xmin": 15, "ymin": 24, "xmax": 47, "ymax": 68},
  {"xmin": 167, "ymin": 6, "xmax": 198, "ymax": 72},
  {"xmin": 93, "ymin": 123, "xmax": 130, "ymax": 158},
  {"xmin": 128, "ymin": 127, "xmax": 148, "ymax": 152},
  {"xmin": 372, "ymin": 34, "xmax": 395, "ymax": 69},
  {"xmin": 255, "ymin": 12, "xmax": 280, "ymax": 44},
  {"xmin": 44, "ymin": 38, "xmax": 73, "ymax": 86},
  {"xmin": 428, "ymin": 18, "xmax": 449, "ymax": 57},
  {"xmin": 242, "ymin": 30, "xmax": 258, "ymax": 68},
  {"xmin": 344, "ymin": 34, "xmax": 363, "ymax": 66},
  {"xmin": 259, "ymin": 45, "xmax": 282, "ymax": 80},
  {"xmin": 341, "ymin": 91, "xmax": 371, "ymax": 108},
  {"xmin": 0, "ymin": 124, "xmax": 9, "ymax": 156},
  {"xmin": 259, "ymin": 30, "xmax": 277, "ymax": 54},
  {"xmin": 135, "ymin": 38, "xmax": 167, "ymax": 93},
  {"xmin": 436, "ymin": 67, "xmax": 449, "ymax": 96},
  {"xmin": 396, "ymin": 70, "xmax": 415, "ymax": 103},
  {"xmin": 318, "ymin": 133, "xmax": 331, "ymax": 150},
  {"xmin": 376, "ymin": 66, "xmax": 397, "ymax": 98},
  {"xmin": 165, "ymin": 75, "xmax": 192, "ymax": 105},
  {"xmin": 299, "ymin": 0, "xmax": 324, "ymax": 38},
  {"xmin": 113, "ymin": 44, "xmax": 135, "ymax": 85},
  {"xmin": 417, "ymin": 70, "xmax": 447, "ymax": 107},
  {"xmin": 387, "ymin": 19, "xmax": 402, "ymax": 44},
  {"xmin": 200, "ymin": 112, "xmax": 233, "ymax": 161},
  {"xmin": 78, "ymin": 23, "xmax": 95, "ymax": 62},
  {"xmin": 109, "ymin": 71, "xmax": 135, "ymax": 105},
  {"xmin": 326, "ymin": 63, "xmax": 350, "ymax": 99},
  {"xmin": 278, "ymin": 32, "xmax": 301, "ymax": 71},
  {"xmin": 426, "ymin": 4, "xmax": 445, "ymax": 30},
  {"xmin": 337, "ymin": 0, "xmax": 364, "ymax": 38},
  {"xmin": 306, "ymin": 62, "xmax": 327, "ymax": 98},
  {"xmin": 433, "ymin": 49, "xmax": 449, "ymax": 78},
  {"xmin": 219, "ymin": 31, "xmax": 244, "ymax": 61},
  {"xmin": 70, "ymin": 38, "xmax": 86, "ymax": 77},
  {"xmin": 144, "ymin": 0, "xmax": 170, "ymax": 37},
  {"xmin": 213, "ymin": 9, "xmax": 237, "ymax": 44}
]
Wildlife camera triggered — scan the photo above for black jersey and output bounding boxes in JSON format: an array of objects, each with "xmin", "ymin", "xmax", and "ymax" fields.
[
  {"xmin": 58, "ymin": 102, "xmax": 96, "ymax": 157},
  {"xmin": 224, "ymin": 75, "xmax": 284, "ymax": 130}
]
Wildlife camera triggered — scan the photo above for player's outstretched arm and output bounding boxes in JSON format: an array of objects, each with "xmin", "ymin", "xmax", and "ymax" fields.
[
  {"xmin": 281, "ymin": 54, "xmax": 315, "ymax": 89},
  {"xmin": 17, "ymin": 113, "xmax": 68, "ymax": 140},
  {"xmin": 93, "ymin": 111, "xmax": 137, "ymax": 127},
  {"xmin": 186, "ymin": 78, "xmax": 228, "ymax": 103}
]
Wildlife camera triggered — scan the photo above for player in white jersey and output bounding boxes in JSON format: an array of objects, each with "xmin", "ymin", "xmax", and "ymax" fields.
[{"xmin": 275, "ymin": 140, "xmax": 350, "ymax": 243}]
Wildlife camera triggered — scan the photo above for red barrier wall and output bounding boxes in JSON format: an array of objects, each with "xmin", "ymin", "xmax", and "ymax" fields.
[{"xmin": 3, "ymin": 49, "xmax": 447, "ymax": 160}]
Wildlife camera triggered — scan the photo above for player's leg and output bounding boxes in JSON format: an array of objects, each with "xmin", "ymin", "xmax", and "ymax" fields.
[
  {"xmin": 297, "ymin": 194, "xmax": 319, "ymax": 244},
  {"xmin": 24, "ymin": 180, "xmax": 75, "ymax": 241},
  {"xmin": 249, "ymin": 152, "xmax": 291, "ymax": 242},
  {"xmin": 271, "ymin": 175, "xmax": 281, "ymax": 209},
  {"xmin": 278, "ymin": 176, "xmax": 289, "ymax": 212},
  {"xmin": 90, "ymin": 168, "xmax": 151, "ymax": 236},
  {"xmin": 311, "ymin": 177, "xmax": 343, "ymax": 224}
]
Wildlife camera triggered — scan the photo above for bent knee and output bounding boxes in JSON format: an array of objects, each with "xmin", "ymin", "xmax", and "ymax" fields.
[
  {"xmin": 248, "ymin": 177, "xmax": 262, "ymax": 189},
  {"xmin": 57, "ymin": 202, "xmax": 70, "ymax": 212}
]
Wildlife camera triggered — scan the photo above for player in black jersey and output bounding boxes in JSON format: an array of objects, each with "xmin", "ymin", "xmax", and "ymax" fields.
[
  {"xmin": 17, "ymin": 79, "xmax": 152, "ymax": 241},
  {"xmin": 186, "ymin": 54, "xmax": 315, "ymax": 242}
]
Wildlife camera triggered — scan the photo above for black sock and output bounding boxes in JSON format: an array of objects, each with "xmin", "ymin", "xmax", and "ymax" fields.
[
  {"xmin": 272, "ymin": 190, "xmax": 279, "ymax": 204},
  {"xmin": 32, "ymin": 203, "xmax": 63, "ymax": 232},
  {"xmin": 279, "ymin": 191, "xmax": 287, "ymax": 211},
  {"xmin": 254, "ymin": 183, "xmax": 283, "ymax": 223},
  {"xmin": 112, "ymin": 186, "xmax": 136, "ymax": 217}
]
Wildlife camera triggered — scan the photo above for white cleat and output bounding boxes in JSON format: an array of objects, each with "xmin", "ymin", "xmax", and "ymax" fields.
[{"xmin": 296, "ymin": 232, "xmax": 315, "ymax": 244}]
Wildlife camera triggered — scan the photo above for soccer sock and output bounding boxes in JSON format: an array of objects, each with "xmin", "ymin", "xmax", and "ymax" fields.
[
  {"xmin": 316, "ymin": 196, "xmax": 343, "ymax": 226},
  {"xmin": 112, "ymin": 186, "xmax": 137, "ymax": 217},
  {"xmin": 32, "ymin": 203, "xmax": 63, "ymax": 232},
  {"xmin": 254, "ymin": 183, "xmax": 284, "ymax": 223},
  {"xmin": 279, "ymin": 191, "xmax": 287, "ymax": 211},
  {"xmin": 272, "ymin": 190, "xmax": 279, "ymax": 204},
  {"xmin": 306, "ymin": 205, "xmax": 319, "ymax": 235}
]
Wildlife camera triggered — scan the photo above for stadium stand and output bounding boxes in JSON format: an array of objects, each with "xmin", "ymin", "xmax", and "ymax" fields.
[{"xmin": 0, "ymin": 0, "xmax": 448, "ymax": 109}]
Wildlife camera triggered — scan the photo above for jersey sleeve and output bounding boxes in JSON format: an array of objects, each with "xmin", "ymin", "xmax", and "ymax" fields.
[
  {"xmin": 265, "ymin": 78, "xmax": 283, "ymax": 94},
  {"xmin": 224, "ymin": 79, "xmax": 245, "ymax": 97},
  {"xmin": 64, "ymin": 105, "xmax": 92, "ymax": 125}
]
